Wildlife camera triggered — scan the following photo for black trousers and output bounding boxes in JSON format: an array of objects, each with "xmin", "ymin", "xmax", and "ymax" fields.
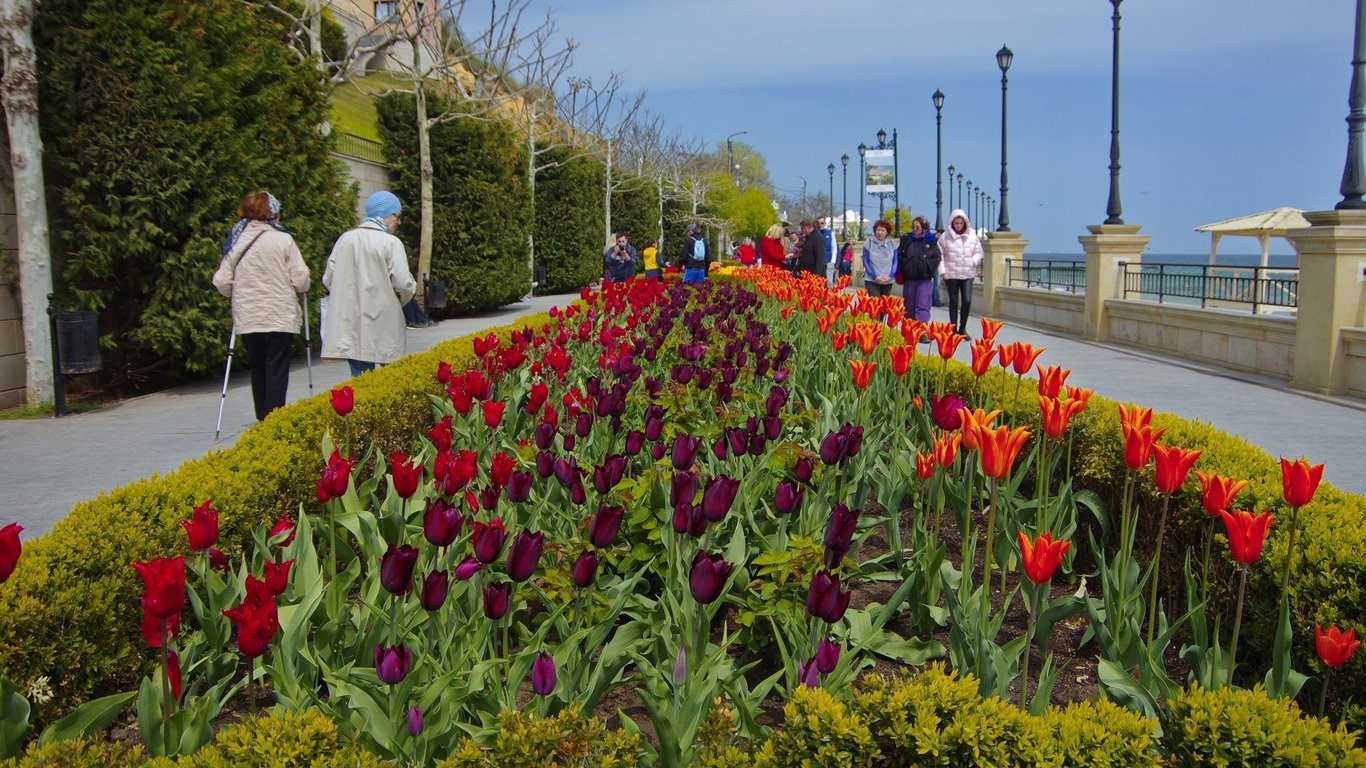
[
  {"xmin": 241, "ymin": 332, "xmax": 293, "ymax": 421},
  {"xmin": 945, "ymin": 278, "xmax": 974, "ymax": 332}
]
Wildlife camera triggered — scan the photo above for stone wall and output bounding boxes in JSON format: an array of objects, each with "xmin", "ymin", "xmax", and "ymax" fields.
[
  {"xmin": 0, "ymin": 151, "xmax": 21, "ymax": 409},
  {"xmin": 333, "ymin": 153, "xmax": 391, "ymax": 222},
  {"xmin": 1342, "ymin": 327, "xmax": 1366, "ymax": 400}
]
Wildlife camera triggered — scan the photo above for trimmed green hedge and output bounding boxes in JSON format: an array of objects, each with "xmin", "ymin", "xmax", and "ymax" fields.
[{"xmin": 534, "ymin": 147, "xmax": 605, "ymax": 294}]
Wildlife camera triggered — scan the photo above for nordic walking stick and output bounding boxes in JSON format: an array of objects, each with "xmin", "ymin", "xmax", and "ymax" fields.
[
  {"xmin": 214, "ymin": 324, "xmax": 237, "ymax": 443},
  {"xmin": 301, "ymin": 294, "xmax": 313, "ymax": 391}
]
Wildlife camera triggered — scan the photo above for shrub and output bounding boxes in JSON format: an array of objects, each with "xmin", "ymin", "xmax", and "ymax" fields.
[
  {"xmin": 168, "ymin": 710, "xmax": 394, "ymax": 767},
  {"xmin": 534, "ymin": 148, "xmax": 604, "ymax": 294},
  {"xmin": 1161, "ymin": 684, "xmax": 1366, "ymax": 767},
  {"xmin": 437, "ymin": 706, "xmax": 639, "ymax": 768},
  {"xmin": 753, "ymin": 685, "xmax": 878, "ymax": 768},
  {"xmin": 0, "ymin": 737, "xmax": 143, "ymax": 768}
]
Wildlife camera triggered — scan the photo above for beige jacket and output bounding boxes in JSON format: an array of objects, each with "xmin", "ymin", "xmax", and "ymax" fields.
[
  {"xmin": 212, "ymin": 221, "xmax": 310, "ymax": 334},
  {"xmin": 320, "ymin": 221, "xmax": 416, "ymax": 364}
]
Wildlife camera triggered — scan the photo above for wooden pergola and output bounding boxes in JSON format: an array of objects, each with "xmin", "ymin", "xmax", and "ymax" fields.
[{"xmin": 1194, "ymin": 207, "xmax": 1309, "ymax": 267}]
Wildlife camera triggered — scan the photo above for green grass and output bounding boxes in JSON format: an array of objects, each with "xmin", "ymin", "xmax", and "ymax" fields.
[
  {"xmin": 0, "ymin": 398, "xmax": 104, "ymax": 420},
  {"xmin": 328, "ymin": 72, "xmax": 409, "ymax": 142}
]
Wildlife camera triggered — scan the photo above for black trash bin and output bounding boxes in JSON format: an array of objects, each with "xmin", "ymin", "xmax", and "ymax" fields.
[
  {"xmin": 533, "ymin": 265, "xmax": 547, "ymax": 292},
  {"xmin": 56, "ymin": 311, "xmax": 101, "ymax": 375},
  {"xmin": 425, "ymin": 279, "xmax": 447, "ymax": 310}
]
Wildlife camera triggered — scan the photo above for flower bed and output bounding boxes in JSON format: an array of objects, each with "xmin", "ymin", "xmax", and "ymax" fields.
[{"xmin": 0, "ymin": 269, "xmax": 1362, "ymax": 763}]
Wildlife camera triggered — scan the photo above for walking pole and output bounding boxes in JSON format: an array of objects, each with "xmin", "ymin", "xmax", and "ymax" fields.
[
  {"xmin": 301, "ymin": 294, "xmax": 313, "ymax": 391},
  {"xmin": 214, "ymin": 324, "xmax": 237, "ymax": 444}
]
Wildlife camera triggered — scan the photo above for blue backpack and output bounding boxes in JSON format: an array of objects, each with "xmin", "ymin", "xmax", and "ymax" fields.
[{"xmin": 692, "ymin": 237, "xmax": 705, "ymax": 264}]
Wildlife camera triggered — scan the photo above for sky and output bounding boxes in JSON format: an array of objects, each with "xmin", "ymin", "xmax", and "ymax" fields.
[{"xmin": 513, "ymin": 0, "xmax": 1357, "ymax": 255}]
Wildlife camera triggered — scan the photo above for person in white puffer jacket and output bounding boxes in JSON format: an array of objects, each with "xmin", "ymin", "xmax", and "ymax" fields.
[{"xmin": 937, "ymin": 208, "xmax": 984, "ymax": 337}]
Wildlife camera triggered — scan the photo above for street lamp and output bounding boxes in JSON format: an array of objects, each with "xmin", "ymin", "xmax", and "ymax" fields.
[
  {"xmin": 933, "ymin": 89, "xmax": 945, "ymax": 231},
  {"xmin": 1337, "ymin": 0, "xmax": 1366, "ymax": 208},
  {"xmin": 827, "ymin": 163, "xmax": 835, "ymax": 231},
  {"xmin": 841, "ymin": 154, "xmax": 849, "ymax": 244},
  {"xmin": 956, "ymin": 173, "xmax": 964, "ymax": 216},
  {"xmin": 978, "ymin": 189, "xmax": 986, "ymax": 233},
  {"xmin": 965, "ymin": 180, "xmax": 973, "ymax": 224},
  {"xmin": 867, "ymin": 128, "xmax": 900, "ymax": 232},
  {"xmin": 726, "ymin": 130, "xmax": 747, "ymax": 189},
  {"xmin": 857, "ymin": 143, "xmax": 867, "ymax": 238},
  {"xmin": 947, "ymin": 164, "xmax": 956, "ymax": 214},
  {"xmin": 1104, "ymin": 1, "xmax": 1125, "ymax": 223},
  {"xmin": 996, "ymin": 44, "xmax": 1013, "ymax": 232},
  {"xmin": 797, "ymin": 175, "xmax": 807, "ymax": 210}
]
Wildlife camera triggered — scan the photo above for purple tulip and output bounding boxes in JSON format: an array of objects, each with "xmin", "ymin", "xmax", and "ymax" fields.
[
  {"xmin": 816, "ymin": 638, "xmax": 841, "ymax": 674},
  {"xmin": 422, "ymin": 499, "xmax": 463, "ymax": 548},
  {"xmin": 726, "ymin": 427, "xmax": 748, "ymax": 457},
  {"xmin": 570, "ymin": 550, "xmax": 598, "ymax": 588},
  {"xmin": 671, "ymin": 434, "xmax": 701, "ymax": 471},
  {"xmin": 722, "ymin": 366, "xmax": 739, "ymax": 385},
  {"xmin": 593, "ymin": 466, "xmax": 614, "ymax": 495},
  {"xmin": 823, "ymin": 504, "xmax": 861, "ymax": 569},
  {"xmin": 506, "ymin": 470, "xmax": 533, "ymax": 503},
  {"xmin": 695, "ymin": 369, "xmax": 715, "ymax": 390},
  {"xmin": 819, "ymin": 430, "xmax": 848, "ymax": 466},
  {"xmin": 471, "ymin": 519, "xmax": 506, "ymax": 564},
  {"xmin": 602, "ymin": 455, "xmax": 628, "ymax": 488},
  {"xmin": 931, "ymin": 394, "xmax": 965, "ymax": 432},
  {"xmin": 794, "ymin": 457, "xmax": 815, "ymax": 484},
  {"xmin": 764, "ymin": 415, "xmax": 783, "ymax": 440},
  {"xmin": 671, "ymin": 364, "xmax": 694, "ymax": 385},
  {"xmin": 747, "ymin": 432, "xmax": 767, "ymax": 456},
  {"xmin": 482, "ymin": 582, "xmax": 511, "ymax": 620},
  {"xmin": 644, "ymin": 416, "xmax": 664, "ymax": 442},
  {"xmin": 588, "ymin": 505, "xmax": 625, "ymax": 549},
  {"xmin": 553, "ymin": 456, "xmax": 578, "ymax": 488},
  {"xmin": 585, "ymin": 376, "xmax": 601, "ymax": 397},
  {"xmin": 407, "ymin": 706, "xmax": 423, "ymax": 737},
  {"xmin": 798, "ymin": 656, "xmax": 820, "ymax": 689},
  {"xmin": 711, "ymin": 437, "xmax": 727, "ymax": 461},
  {"xmin": 774, "ymin": 480, "xmax": 804, "ymax": 515},
  {"xmin": 479, "ymin": 485, "xmax": 500, "ymax": 512},
  {"xmin": 531, "ymin": 652, "xmax": 557, "ymax": 696},
  {"xmin": 689, "ymin": 551, "xmax": 733, "ymax": 604},
  {"xmin": 568, "ymin": 477, "xmax": 587, "ymax": 506},
  {"xmin": 380, "ymin": 544, "xmax": 419, "ymax": 595},
  {"xmin": 594, "ymin": 393, "xmax": 616, "ymax": 419},
  {"xmin": 651, "ymin": 440, "xmax": 666, "ymax": 461},
  {"xmin": 535, "ymin": 451, "xmax": 555, "ymax": 478},
  {"xmin": 806, "ymin": 570, "xmax": 851, "ymax": 623},
  {"xmin": 625, "ymin": 430, "xmax": 646, "ymax": 455},
  {"xmin": 563, "ymin": 434, "xmax": 576, "ymax": 451},
  {"xmin": 534, "ymin": 422, "xmax": 556, "ymax": 450},
  {"xmin": 419, "ymin": 570, "xmax": 449, "ymax": 611},
  {"xmin": 755, "ymin": 357, "xmax": 771, "ymax": 379},
  {"xmin": 672, "ymin": 503, "xmax": 708, "ymax": 537},
  {"xmin": 670, "ymin": 471, "xmax": 698, "ymax": 508},
  {"xmin": 679, "ymin": 341, "xmax": 707, "ymax": 361},
  {"xmin": 505, "ymin": 529, "xmax": 544, "ymax": 582},
  {"xmin": 774, "ymin": 341, "xmax": 792, "ymax": 364},
  {"xmin": 773, "ymin": 368, "xmax": 790, "ymax": 384},
  {"xmin": 575, "ymin": 412, "xmax": 594, "ymax": 437},
  {"xmin": 700, "ymin": 475, "xmax": 740, "ymax": 522},
  {"xmin": 375, "ymin": 644, "xmax": 412, "ymax": 685},
  {"xmin": 454, "ymin": 555, "xmax": 481, "ymax": 581},
  {"xmin": 715, "ymin": 382, "xmax": 734, "ymax": 403},
  {"xmin": 844, "ymin": 425, "xmax": 864, "ymax": 459},
  {"xmin": 612, "ymin": 354, "xmax": 634, "ymax": 377}
]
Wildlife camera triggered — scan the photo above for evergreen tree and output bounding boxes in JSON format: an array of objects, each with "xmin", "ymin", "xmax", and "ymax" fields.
[{"xmin": 535, "ymin": 147, "xmax": 604, "ymax": 293}]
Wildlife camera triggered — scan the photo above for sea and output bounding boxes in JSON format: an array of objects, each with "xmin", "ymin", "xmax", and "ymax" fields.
[{"xmin": 1026, "ymin": 252, "xmax": 1298, "ymax": 269}]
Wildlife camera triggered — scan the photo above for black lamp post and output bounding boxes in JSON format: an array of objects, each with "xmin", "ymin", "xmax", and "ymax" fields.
[
  {"xmin": 841, "ymin": 154, "xmax": 849, "ymax": 243},
  {"xmin": 1338, "ymin": 0, "xmax": 1366, "ymax": 209},
  {"xmin": 827, "ymin": 163, "xmax": 835, "ymax": 230},
  {"xmin": 996, "ymin": 44, "xmax": 1013, "ymax": 232},
  {"xmin": 869, "ymin": 128, "xmax": 900, "ymax": 232},
  {"xmin": 933, "ymin": 89, "xmax": 945, "ymax": 231},
  {"xmin": 947, "ymin": 163, "xmax": 956, "ymax": 216},
  {"xmin": 956, "ymin": 173, "xmax": 964, "ymax": 215},
  {"xmin": 857, "ymin": 143, "xmax": 867, "ymax": 238},
  {"xmin": 965, "ymin": 180, "xmax": 973, "ymax": 223},
  {"xmin": 727, "ymin": 130, "xmax": 747, "ymax": 189},
  {"xmin": 1105, "ymin": 2, "xmax": 1124, "ymax": 223},
  {"xmin": 979, "ymin": 189, "xmax": 986, "ymax": 232}
]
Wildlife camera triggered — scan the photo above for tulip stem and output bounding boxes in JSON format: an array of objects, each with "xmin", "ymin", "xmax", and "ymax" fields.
[
  {"xmin": 1020, "ymin": 585, "xmax": 1041, "ymax": 709},
  {"xmin": 1277, "ymin": 505, "xmax": 1301, "ymax": 619},
  {"xmin": 389, "ymin": 596, "xmax": 397, "ymax": 649},
  {"xmin": 1199, "ymin": 518, "xmax": 1214, "ymax": 607},
  {"xmin": 1228, "ymin": 565, "xmax": 1248, "ymax": 686},
  {"xmin": 1146, "ymin": 495, "xmax": 1171, "ymax": 645},
  {"xmin": 161, "ymin": 620, "xmax": 173, "ymax": 753},
  {"xmin": 981, "ymin": 478, "xmax": 1000, "ymax": 630},
  {"xmin": 1320, "ymin": 668, "xmax": 1332, "ymax": 718}
]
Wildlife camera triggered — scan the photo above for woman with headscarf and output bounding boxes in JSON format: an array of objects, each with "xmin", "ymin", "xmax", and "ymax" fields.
[
  {"xmin": 212, "ymin": 190, "xmax": 310, "ymax": 420},
  {"xmin": 897, "ymin": 216, "xmax": 940, "ymax": 329},
  {"xmin": 938, "ymin": 208, "xmax": 984, "ymax": 337},
  {"xmin": 861, "ymin": 219, "xmax": 898, "ymax": 296}
]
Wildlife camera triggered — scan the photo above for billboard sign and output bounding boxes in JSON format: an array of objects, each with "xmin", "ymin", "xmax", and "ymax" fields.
[{"xmin": 864, "ymin": 149, "xmax": 894, "ymax": 194}]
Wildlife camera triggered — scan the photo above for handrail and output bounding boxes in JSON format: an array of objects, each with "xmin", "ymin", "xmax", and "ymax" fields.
[
  {"xmin": 1003, "ymin": 257, "xmax": 1086, "ymax": 293},
  {"xmin": 333, "ymin": 132, "xmax": 387, "ymax": 165},
  {"xmin": 1120, "ymin": 262, "xmax": 1298, "ymax": 313}
]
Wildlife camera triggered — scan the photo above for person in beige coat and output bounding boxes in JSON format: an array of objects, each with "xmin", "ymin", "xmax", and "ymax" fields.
[
  {"xmin": 213, "ymin": 190, "xmax": 310, "ymax": 421},
  {"xmin": 321, "ymin": 191, "xmax": 417, "ymax": 378}
]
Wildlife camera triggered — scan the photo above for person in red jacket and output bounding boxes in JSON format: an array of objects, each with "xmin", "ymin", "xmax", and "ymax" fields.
[
  {"xmin": 759, "ymin": 223, "xmax": 786, "ymax": 268},
  {"xmin": 735, "ymin": 237, "xmax": 758, "ymax": 266}
]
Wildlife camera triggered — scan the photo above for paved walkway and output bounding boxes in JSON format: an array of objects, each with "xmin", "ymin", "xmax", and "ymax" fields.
[{"xmin": 2, "ymin": 292, "xmax": 1362, "ymax": 539}]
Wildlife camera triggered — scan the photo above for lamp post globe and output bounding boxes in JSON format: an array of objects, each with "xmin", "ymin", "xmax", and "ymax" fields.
[
  {"xmin": 996, "ymin": 44, "xmax": 1013, "ymax": 232},
  {"xmin": 827, "ymin": 163, "xmax": 836, "ymax": 230},
  {"xmin": 933, "ymin": 89, "xmax": 945, "ymax": 231}
]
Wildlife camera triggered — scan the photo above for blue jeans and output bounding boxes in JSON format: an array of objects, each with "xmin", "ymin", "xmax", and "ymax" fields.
[
  {"xmin": 644, "ymin": 268, "xmax": 662, "ymax": 279},
  {"xmin": 348, "ymin": 359, "xmax": 377, "ymax": 378},
  {"xmin": 683, "ymin": 268, "xmax": 706, "ymax": 284}
]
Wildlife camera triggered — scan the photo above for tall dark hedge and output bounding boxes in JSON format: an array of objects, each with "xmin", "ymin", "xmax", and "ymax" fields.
[
  {"xmin": 376, "ymin": 92, "xmax": 530, "ymax": 314},
  {"xmin": 610, "ymin": 179, "xmax": 655, "ymax": 255},
  {"xmin": 35, "ymin": 0, "xmax": 356, "ymax": 387},
  {"xmin": 534, "ymin": 147, "xmax": 604, "ymax": 294}
]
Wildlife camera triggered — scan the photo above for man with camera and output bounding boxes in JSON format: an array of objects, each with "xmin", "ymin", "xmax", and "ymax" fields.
[{"xmin": 602, "ymin": 232, "xmax": 637, "ymax": 284}]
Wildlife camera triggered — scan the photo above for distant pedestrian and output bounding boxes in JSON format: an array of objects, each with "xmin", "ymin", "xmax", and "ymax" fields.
[
  {"xmin": 861, "ymin": 219, "xmax": 898, "ymax": 297},
  {"xmin": 603, "ymin": 231, "xmax": 637, "ymax": 284},
  {"xmin": 898, "ymin": 216, "xmax": 940, "ymax": 329},
  {"xmin": 735, "ymin": 237, "xmax": 757, "ymax": 267},
  {"xmin": 819, "ymin": 217, "xmax": 836, "ymax": 285},
  {"xmin": 212, "ymin": 190, "xmax": 310, "ymax": 421},
  {"xmin": 796, "ymin": 219, "xmax": 825, "ymax": 277},
  {"xmin": 680, "ymin": 223, "xmax": 709, "ymax": 284},
  {"xmin": 939, "ymin": 208, "xmax": 984, "ymax": 337},
  {"xmin": 321, "ymin": 191, "xmax": 417, "ymax": 378},
  {"xmin": 642, "ymin": 239, "xmax": 662, "ymax": 279},
  {"xmin": 839, "ymin": 242, "xmax": 854, "ymax": 277},
  {"xmin": 759, "ymin": 223, "xmax": 786, "ymax": 268}
]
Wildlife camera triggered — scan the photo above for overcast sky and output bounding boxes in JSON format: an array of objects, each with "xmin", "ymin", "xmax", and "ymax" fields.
[{"xmin": 513, "ymin": 0, "xmax": 1356, "ymax": 254}]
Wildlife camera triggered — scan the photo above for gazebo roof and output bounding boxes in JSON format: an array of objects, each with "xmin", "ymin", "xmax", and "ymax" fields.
[{"xmin": 1194, "ymin": 207, "xmax": 1309, "ymax": 236}]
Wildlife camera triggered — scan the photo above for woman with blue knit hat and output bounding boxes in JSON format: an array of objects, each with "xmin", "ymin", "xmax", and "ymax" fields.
[
  {"xmin": 213, "ymin": 190, "xmax": 310, "ymax": 420},
  {"xmin": 321, "ymin": 191, "xmax": 417, "ymax": 377}
]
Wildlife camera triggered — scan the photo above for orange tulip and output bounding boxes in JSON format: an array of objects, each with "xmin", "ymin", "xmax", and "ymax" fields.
[
  {"xmin": 831, "ymin": 331, "xmax": 848, "ymax": 351},
  {"xmin": 960, "ymin": 408, "xmax": 1002, "ymax": 451},
  {"xmin": 1117, "ymin": 403, "xmax": 1153, "ymax": 430},
  {"xmin": 997, "ymin": 342, "xmax": 1017, "ymax": 371},
  {"xmin": 979, "ymin": 318, "xmax": 1004, "ymax": 344},
  {"xmin": 1279, "ymin": 457, "xmax": 1325, "ymax": 509},
  {"xmin": 887, "ymin": 344, "xmax": 915, "ymax": 377},
  {"xmin": 900, "ymin": 318, "xmax": 926, "ymax": 345},
  {"xmin": 1039, "ymin": 396, "xmax": 1085, "ymax": 439},
  {"xmin": 1153, "ymin": 444, "xmax": 1203, "ymax": 495},
  {"xmin": 1315, "ymin": 623, "xmax": 1361, "ymax": 668},
  {"xmin": 1035, "ymin": 365, "xmax": 1071, "ymax": 399},
  {"xmin": 837, "ymin": 274, "xmax": 852, "ymax": 290},
  {"xmin": 933, "ymin": 432, "xmax": 962, "ymax": 468},
  {"xmin": 1018, "ymin": 530, "xmax": 1072, "ymax": 584},
  {"xmin": 816, "ymin": 315, "xmax": 834, "ymax": 335},
  {"xmin": 1220, "ymin": 509, "xmax": 1274, "ymax": 565},
  {"xmin": 970, "ymin": 340, "xmax": 996, "ymax": 377},
  {"xmin": 912, "ymin": 396, "xmax": 923, "ymax": 409},
  {"xmin": 934, "ymin": 329, "xmax": 964, "ymax": 360},
  {"xmin": 884, "ymin": 303, "xmax": 906, "ymax": 327},
  {"xmin": 1121, "ymin": 422, "xmax": 1164, "ymax": 470},
  {"xmin": 916, "ymin": 451, "xmax": 936, "ymax": 480},
  {"xmin": 1011, "ymin": 343, "xmax": 1045, "ymax": 375},
  {"xmin": 1065, "ymin": 385, "xmax": 1094, "ymax": 409},
  {"xmin": 849, "ymin": 322, "xmax": 883, "ymax": 356},
  {"xmin": 1194, "ymin": 471, "xmax": 1248, "ymax": 517},
  {"xmin": 822, "ymin": 305, "xmax": 845, "ymax": 328},
  {"xmin": 848, "ymin": 360, "xmax": 876, "ymax": 389},
  {"xmin": 977, "ymin": 423, "xmax": 1031, "ymax": 480}
]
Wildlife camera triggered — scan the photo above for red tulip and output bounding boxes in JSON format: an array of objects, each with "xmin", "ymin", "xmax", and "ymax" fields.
[
  {"xmin": 1039, "ymin": 396, "xmax": 1084, "ymax": 440},
  {"xmin": 969, "ymin": 340, "xmax": 995, "ymax": 377},
  {"xmin": 1193, "ymin": 471, "xmax": 1248, "ymax": 517},
  {"xmin": 887, "ymin": 344, "xmax": 915, "ymax": 377},
  {"xmin": 1220, "ymin": 509, "xmax": 1274, "ymax": 565},
  {"xmin": 330, "ymin": 385, "xmax": 354, "ymax": 416},
  {"xmin": 166, "ymin": 649, "xmax": 183, "ymax": 702},
  {"xmin": 916, "ymin": 451, "xmax": 936, "ymax": 480},
  {"xmin": 1011, "ymin": 343, "xmax": 1045, "ymax": 375},
  {"xmin": 222, "ymin": 580, "xmax": 278, "ymax": 659},
  {"xmin": 1153, "ymin": 444, "xmax": 1202, "ymax": 495},
  {"xmin": 140, "ymin": 600, "xmax": 180, "ymax": 647},
  {"xmin": 268, "ymin": 514, "xmax": 295, "ymax": 546},
  {"xmin": 0, "ymin": 522, "xmax": 22, "ymax": 584},
  {"xmin": 207, "ymin": 548, "xmax": 229, "ymax": 571},
  {"xmin": 132, "ymin": 556, "xmax": 186, "ymax": 621},
  {"xmin": 386, "ymin": 452, "xmax": 422, "ymax": 499},
  {"xmin": 979, "ymin": 318, "xmax": 1004, "ymax": 343},
  {"xmin": 316, "ymin": 449, "xmax": 356, "ymax": 501},
  {"xmin": 1121, "ymin": 422, "xmax": 1165, "ymax": 471},
  {"xmin": 181, "ymin": 500, "xmax": 219, "ymax": 552},
  {"xmin": 1117, "ymin": 403, "xmax": 1153, "ymax": 430},
  {"xmin": 1035, "ymin": 365, "xmax": 1070, "ymax": 399},
  {"xmin": 1280, "ymin": 457, "xmax": 1324, "ymax": 509},
  {"xmin": 933, "ymin": 432, "xmax": 962, "ymax": 469},
  {"xmin": 490, "ymin": 451, "xmax": 517, "ymax": 490},
  {"xmin": 977, "ymin": 424, "xmax": 1031, "ymax": 481},
  {"xmin": 1315, "ymin": 623, "xmax": 1361, "ymax": 668},
  {"xmin": 848, "ymin": 360, "xmax": 876, "ymax": 389},
  {"xmin": 481, "ymin": 400, "xmax": 506, "ymax": 429},
  {"xmin": 1018, "ymin": 531, "xmax": 1071, "ymax": 584},
  {"xmin": 262, "ymin": 558, "xmax": 293, "ymax": 597}
]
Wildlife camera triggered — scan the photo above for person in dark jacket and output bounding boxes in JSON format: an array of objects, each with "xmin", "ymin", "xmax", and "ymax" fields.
[
  {"xmin": 603, "ymin": 231, "xmax": 637, "ymax": 283},
  {"xmin": 680, "ymin": 223, "xmax": 709, "ymax": 284},
  {"xmin": 898, "ymin": 216, "xmax": 941, "ymax": 327},
  {"xmin": 796, "ymin": 219, "xmax": 825, "ymax": 277}
]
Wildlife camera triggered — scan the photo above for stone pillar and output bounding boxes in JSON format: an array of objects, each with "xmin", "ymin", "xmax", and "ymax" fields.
[
  {"xmin": 1078, "ymin": 224, "xmax": 1149, "ymax": 341},
  {"xmin": 981, "ymin": 231, "xmax": 1027, "ymax": 319},
  {"xmin": 1283, "ymin": 210, "xmax": 1366, "ymax": 395}
]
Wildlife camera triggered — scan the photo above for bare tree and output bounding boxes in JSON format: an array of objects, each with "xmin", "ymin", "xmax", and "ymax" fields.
[
  {"xmin": 583, "ymin": 83, "xmax": 645, "ymax": 250},
  {"xmin": 0, "ymin": 0, "xmax": 53, "ymax": 405},
  {"xmin": 623, "ymin": 112, "xmax": 699, "ymax": 256}
]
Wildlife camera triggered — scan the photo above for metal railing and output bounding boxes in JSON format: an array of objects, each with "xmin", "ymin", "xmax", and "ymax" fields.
[
  {"xmin": 333, "ymin": 132, "xmax": 387, "ymax": 165},
  {"xmin": 1120, "ymin": 262, "xmax": 1299, "ymax": 313},
  {"xmin": 1004, "ymin": 258, "xmax": 1086, "ymax": 293}
]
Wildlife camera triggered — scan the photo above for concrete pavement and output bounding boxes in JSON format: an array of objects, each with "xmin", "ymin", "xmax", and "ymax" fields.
[{"xmin": 1, "ymin": 291, "xmax": 1362, "ymax": 540}]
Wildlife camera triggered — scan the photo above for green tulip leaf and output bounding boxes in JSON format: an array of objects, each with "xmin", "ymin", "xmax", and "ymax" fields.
[
  {"xmin": 38, "ymin": 689, "xmax": 134, "ymax": 748},
  {"xmin": 0, "ymin": 679, "xmax": 31, "ymax": 759}
]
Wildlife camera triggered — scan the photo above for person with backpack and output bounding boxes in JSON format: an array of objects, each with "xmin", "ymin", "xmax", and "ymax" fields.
[
  {"xmin": 898, "ymin": 216, "xmax": 940, "ymax": 330},
  {"xmin": 680, "ymin": 223, "xmax": 709, "ymax": 284}
]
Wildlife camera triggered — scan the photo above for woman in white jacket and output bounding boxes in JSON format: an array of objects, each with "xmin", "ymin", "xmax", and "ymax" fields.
[
  {"xmin": 213, "ymin": 191, "xmax": 310, "ymax": 421},
  {"xmin": 938, "ymin": 208, "xmax": 984, "ymax": 337}
]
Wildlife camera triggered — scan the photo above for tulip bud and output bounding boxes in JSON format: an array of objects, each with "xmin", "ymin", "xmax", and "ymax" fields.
[
  {"xmin": 379, "ymin": 544, "xmax": 419, "ymax": 595},
  {"xmin": 588, "ymin": 505, "xmax": 625, "ymax": 549},
  {"xmin": 407, "ymin": 706, "xmax": 424, "ymax": 737},
  {"xmin": 816, "ymin": 638, "xmax": 841, "ymax": 674},
  {"xmin": 419, "ymin": 570, "xmax": 449, "ymax": 611},
  {"xmin": 673, "ymin": 645, "xmax": 687, "ymax": 685},
  {"xmin": 454, "ymin": 556, "xmax": 481, "ymax": 581},
  {"xmin": 374, "ymin": 644, "xmax": 412, "ymax": 685},
  {"xmin": 505, "ymin": 530, "xmax": 544, "ymax": 582},
  {"xmin": 570, "ymin": 550, "xmax": 599, "ymax": 588},
  {"xmin": 482, "ymin": 582, "xmax": 511, "ymax": 620}
]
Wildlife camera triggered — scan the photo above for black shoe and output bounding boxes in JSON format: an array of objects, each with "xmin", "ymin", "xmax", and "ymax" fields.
[{"xmin": 933, "ymin": 302, "xmax": 945, "ymax": 308}]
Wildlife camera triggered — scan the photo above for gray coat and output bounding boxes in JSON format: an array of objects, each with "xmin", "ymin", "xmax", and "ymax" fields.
[{"xmin": 321, "ymin": 221, "xmax": 416, "ymax": 364}]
